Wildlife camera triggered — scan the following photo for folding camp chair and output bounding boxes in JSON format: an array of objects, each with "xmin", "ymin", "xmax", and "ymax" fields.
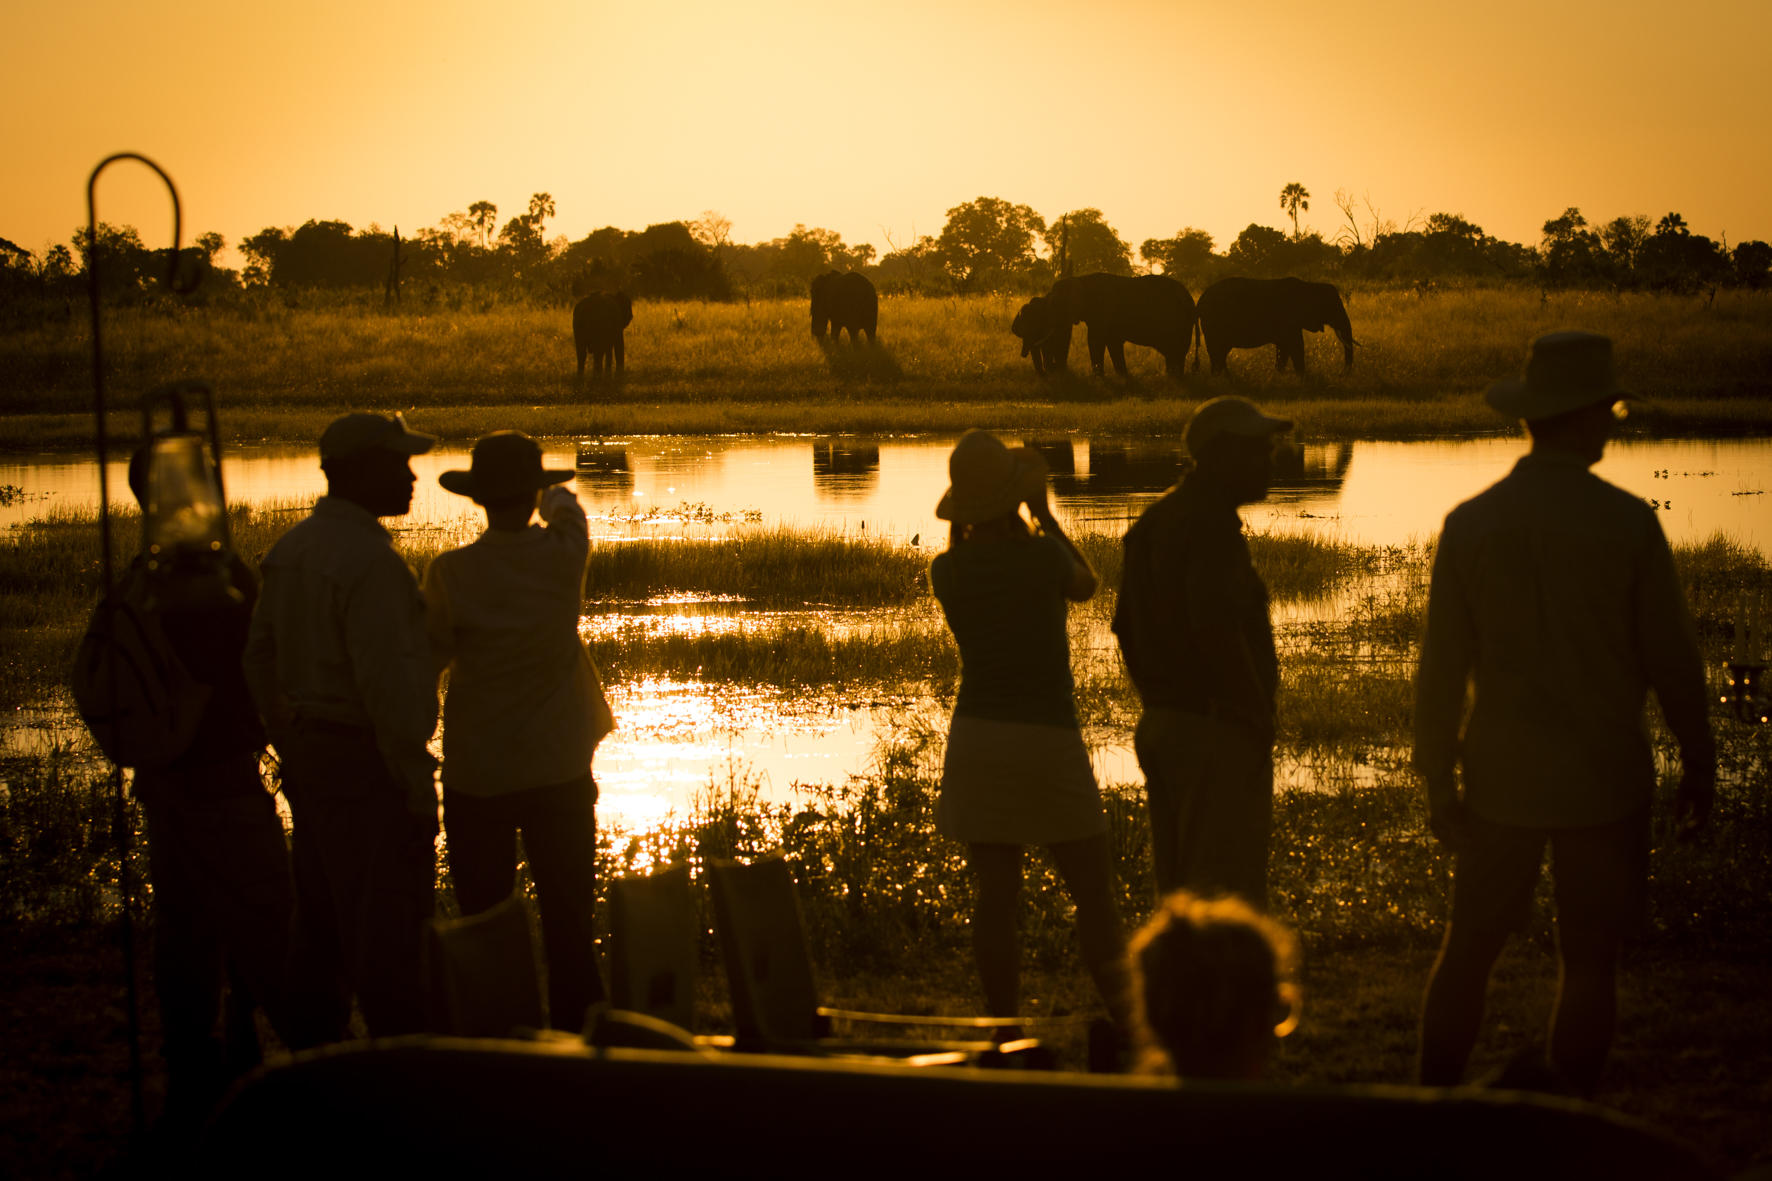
[
  {"xmin": 707, "ymin": 855, "xmax": 1052, "ymax": 1068},
  {"xmin": 425, "ymin": 892, "xmax": 545, "ymax": 1038},
  {"xmin": 607, "ymin": 862, "xmax": 697, "ymax": 1031}
]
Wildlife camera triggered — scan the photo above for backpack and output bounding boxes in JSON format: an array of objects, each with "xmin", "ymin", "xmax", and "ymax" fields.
[{"xmin": 70, "ymin": 561, "xmax": 211, "ymax": 769}]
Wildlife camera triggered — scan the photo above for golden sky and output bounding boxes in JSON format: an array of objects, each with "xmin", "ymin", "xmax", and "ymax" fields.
[{"xmin": 8, "ymin": 0, "xmax": 1770, "ymax": 264}]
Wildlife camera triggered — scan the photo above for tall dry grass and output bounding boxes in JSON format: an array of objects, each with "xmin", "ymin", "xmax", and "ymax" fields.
[{"xmin": 2, "ymin": 290, "xmax": 1768, "ymax": 447}]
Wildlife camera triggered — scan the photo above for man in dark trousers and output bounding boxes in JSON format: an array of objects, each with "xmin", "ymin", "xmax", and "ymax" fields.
[
  {"xmin": 1414, "ymin": 332, "xmax": 1716, "ymax": 1095},
  {"xmin": 245, "ymin": 412, "xmax": 439, "ymax": 1045},
  {"xmin": 1113, "ymin": 396, "xmax": 1293, "ymax": 909}
]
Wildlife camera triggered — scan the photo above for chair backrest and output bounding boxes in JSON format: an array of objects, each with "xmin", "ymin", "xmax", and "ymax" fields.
[
  {"xmin": 425, "ymin": 893, "xmax": 544, "ymax": 1037},
  {"xmin": 607, "ymin": 863, "xmax": 697, "ymax": 1031},
  {"xmin": 707, "ymin": 856, "xmax": 821, "ymax": 1044}
]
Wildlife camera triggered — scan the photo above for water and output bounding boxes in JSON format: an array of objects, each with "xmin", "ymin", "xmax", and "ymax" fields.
[
  {"xmin": 7, "ymin": 433, "xmax": 1768, "ymax": 824},
  {"xmin": 5, "ymin": 433, "xmax": 1768, "ymax": 551}
]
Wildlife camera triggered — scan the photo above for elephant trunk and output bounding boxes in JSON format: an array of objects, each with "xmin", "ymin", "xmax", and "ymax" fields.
[{"xmin": 1331, "ymin": 305, "xmax": 1354, "ymax": 370}]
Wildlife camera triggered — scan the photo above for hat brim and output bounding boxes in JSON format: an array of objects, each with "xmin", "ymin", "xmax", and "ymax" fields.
[
  {"xmin": 439, "ymin": 467, "xmax": 574, "ymax": 501},
  {"xmin": 934, "ymin": 448, "xmax": 1044, "ymax": 524},
  {"xmin": 389, "ymin": 429, "xmax": 436, "ymax": 455},
  {"xmin": 1485, "ymin": 378, "xmax": 1626, "ymax": 421}
]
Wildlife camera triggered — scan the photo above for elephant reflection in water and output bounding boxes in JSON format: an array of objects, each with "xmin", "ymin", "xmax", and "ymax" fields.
[
  {"xmin": 574, "ymin": 445, "xmax": 632, "ymax": 495},
  {"xmin": 812, "ymin": 442, "xmax": 880, "ymax": 498},
  {"xmin": 1268, "ymin": 440, "xmax": 1353, "ymax": 490},
  {"xmin": 1085, "ymin": 442, "xmax": 1187, "ymax": 495},
  {"xmin": 1012, "ymin": 273, "xmax": 1195, "ymax": 378},
  {"xmin": 1194, "ymin": 277, "xmax": 1353, "ymax": 376}
]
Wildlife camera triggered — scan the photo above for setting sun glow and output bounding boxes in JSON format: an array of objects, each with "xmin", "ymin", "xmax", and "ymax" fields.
[{"xmin": 9, "ymin": 0, "xmax": 1770, "ymax": 263}]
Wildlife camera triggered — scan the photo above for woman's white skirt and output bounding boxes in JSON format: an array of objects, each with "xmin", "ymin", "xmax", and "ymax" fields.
[{"xmin": 936, "ymin": 714, "xmax": 1107, "ymax": 846}]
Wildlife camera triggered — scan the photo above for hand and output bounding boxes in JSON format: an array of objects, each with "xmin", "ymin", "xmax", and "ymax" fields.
[
  {"xmin": 1428, "ymin": 799, "xmax": 1470, "ymax": 851},
  {"xmin": 541, "ymin": 484, "xmax": 578, "ymax": 515},
  {"xmin": 1015, "ymin": 448, "xmax": 1051, "ymax": 510},
  {"xmin": 1674, "ymin": 763, "xmax": 1716, "ymax": 840}
]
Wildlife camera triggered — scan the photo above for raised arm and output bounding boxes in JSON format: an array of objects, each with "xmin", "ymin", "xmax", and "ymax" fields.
[{"xmin": 1019, "ymin": 449, "xmax": 1096, "ymax": 601}]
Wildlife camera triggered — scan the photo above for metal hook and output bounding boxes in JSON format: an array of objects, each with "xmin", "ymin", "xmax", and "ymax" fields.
[
  {"xmin": 83, "ymin": 153, "xmax": 192, "ymax": 1138},
  {"xmin": 87, "ymin": 152, "xmax": 196, "ymax": 590}
]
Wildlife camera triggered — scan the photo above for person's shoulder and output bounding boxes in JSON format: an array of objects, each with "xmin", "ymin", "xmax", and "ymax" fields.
[
  {"xmin": 1443, "ymin": 472, "xmax": 1515, "ymax": 527},
  {"xmin": 1582, "ymin": 469, "xmax": 1657, "ymax": 516},
  {"xmin": 424, "ymin": 541, "xmax": 472, "ymax": 579}
]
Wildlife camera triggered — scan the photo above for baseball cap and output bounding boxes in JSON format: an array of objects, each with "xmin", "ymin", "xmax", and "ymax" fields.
[
  {"xmin": 1184, "ymin": 397, "xmax": 1293, "ymax": 458},
  {"xmin": 319, "ymin": 412, "xmax": 435, "ymax": 465}
]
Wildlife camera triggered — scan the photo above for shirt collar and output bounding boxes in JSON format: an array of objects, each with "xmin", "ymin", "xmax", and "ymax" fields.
[
  {"xmin": 314, "ymin": 495, "xmax": 393, "ymax": 540},
  {"xmin": 475, "ymin": 523, "xmax": 545, "ymax": 546},
  {"xmin": 1514, "ymin": 449, "xmax": 1596, "ymax": 476}
]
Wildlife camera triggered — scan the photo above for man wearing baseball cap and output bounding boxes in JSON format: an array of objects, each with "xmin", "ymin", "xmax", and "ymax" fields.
[
  {"xmin": 1112, "ymin": 396, "xmax": 1294, "ymax": 910},
  {"xmin": 245, "ymin": 411, "xmax": 440, "ymax": 1045},
  {"xmin": 1414, "ymin": 332, "xmax": 1715, "ymax": 1095}
]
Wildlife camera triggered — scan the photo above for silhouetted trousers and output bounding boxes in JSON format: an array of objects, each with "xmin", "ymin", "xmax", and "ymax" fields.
[
  {"xmin": 1135, "ymin": 706, "xmax": 1273, "ymax": 910},
  {"xmin": 280, "ymin": 720, "xmax": 436, "ymax": 1047},
  {"xmin": 137, "ymin": 752, "xmax": 293, "ymax": 1119},
  {"xmin": 444, "ymin": 773, "xmax": 605, "ymax": 1033}
]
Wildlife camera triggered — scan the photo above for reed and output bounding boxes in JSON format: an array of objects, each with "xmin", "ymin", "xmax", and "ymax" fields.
[{"xmin": 586, "ymin": 527, "xmax": 931, "ymax": 607}]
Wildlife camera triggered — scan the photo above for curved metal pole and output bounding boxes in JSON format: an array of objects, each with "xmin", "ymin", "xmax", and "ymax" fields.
[{"xmin": 87, "ymin": 151, "xmax": 184, "ymax": 1141}]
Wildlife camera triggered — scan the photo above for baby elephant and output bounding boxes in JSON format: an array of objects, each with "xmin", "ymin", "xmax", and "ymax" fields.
[{"xmin": 573, "ymin": 292, "xmax": 634, "ymax": 382}]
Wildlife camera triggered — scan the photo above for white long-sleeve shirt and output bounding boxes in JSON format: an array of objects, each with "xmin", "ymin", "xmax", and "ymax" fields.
[{"xmin": 422, "ymin": 485, "xmax": 614, "ymax": 796}]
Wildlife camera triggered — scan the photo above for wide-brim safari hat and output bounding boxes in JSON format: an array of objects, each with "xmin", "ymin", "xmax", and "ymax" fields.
[
  {"xmin": 1185, "ymin": 396, "xmax": 1293, "ymax": 458},
  {"xmin": 935, "ymin": 429, "xmax": 1044, "ymax": 524},
  {"xmin": 439, "ymin": 431, "xmax": 573, "ymax": 502},
  {"xmin": 1486, "ymin": 331, "xmax": 1627, "ymax": 421}
]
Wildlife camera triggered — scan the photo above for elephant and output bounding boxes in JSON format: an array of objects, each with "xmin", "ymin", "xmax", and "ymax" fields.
[
  {"xmin": 810, "ymin": 270, "xmax": 877, "ymax": 346},
  {"xmin": 1013, "ymin": 273, "xmax": 1196, "ymax": 377},
  {"xmin": 1193, "ymin": 277, "xmax": 1353, "ymax": 375},
  {"xmin": 573, "ymin": 292, "xmax": 633, "ymax": 381},
  {"xmin": 1010, "ymin": 294, "xmax": 1071, "ymax": 375}
]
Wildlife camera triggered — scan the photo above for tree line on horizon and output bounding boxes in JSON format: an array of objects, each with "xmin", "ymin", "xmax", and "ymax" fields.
[{"xmin": 3, "ymin": 183, "xmax": 1768, "ymax": 310}]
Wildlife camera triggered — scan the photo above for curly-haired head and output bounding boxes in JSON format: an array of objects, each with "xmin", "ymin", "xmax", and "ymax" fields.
[{"xmin": 1128, "ymin": 890, "xmax": 1299, "ymax": 1080}]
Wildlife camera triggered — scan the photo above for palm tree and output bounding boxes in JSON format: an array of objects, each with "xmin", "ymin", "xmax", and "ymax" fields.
[
  {"xmin": 1280, "ymin": 183, "xmax": 1310, "ymax": 239},
  {"xmin": 467, "ymin": 200, "xmax": 498, "ymax": 251}
]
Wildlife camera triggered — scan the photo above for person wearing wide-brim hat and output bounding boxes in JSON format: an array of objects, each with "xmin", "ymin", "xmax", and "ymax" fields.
[
  {"xmin": 1415, "ymin": 331, "xmax": 1715, "ymax": 1096},
  {"xmin": 929, "ymin": 429, "xmax": 1130, "ymax": 1033},
  {"xmin": 423, "ymin": 430, "xmax": 615, "ymax": 1031}
]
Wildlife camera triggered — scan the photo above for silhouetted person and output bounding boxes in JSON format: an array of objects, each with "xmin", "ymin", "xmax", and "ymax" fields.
[
  {"xmin": 244, "ymin": 413, "xmax": 440, "ymax": 1046},
  {"xmin": 930, "ymin": 430, "xmax": 1128, "ymax": 1030},
  {"xmin": 1129, "ymin": 891, "xmax": 1300, "ymax": 1080},
  {"xmin": 1414, "ymin": 332, "xmax": 1716, "ymax": 1096},
  {"xmin": 1113, "ymin": 397, "xmax": 1294, "ymax": 909},
  {"xmin": 424, "ymin": 432, "xmax": 614, "ymax": 1031},
  {"xmin": 122, "ymin": 448, "xmax": 293, "ymax": 1131}
]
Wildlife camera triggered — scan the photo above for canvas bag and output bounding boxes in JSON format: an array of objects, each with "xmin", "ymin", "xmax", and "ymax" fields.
[{"xmin": 70, "ymin": 560, "xmax": 211, "ymax": 769}]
